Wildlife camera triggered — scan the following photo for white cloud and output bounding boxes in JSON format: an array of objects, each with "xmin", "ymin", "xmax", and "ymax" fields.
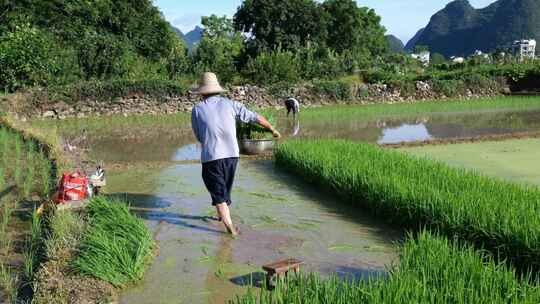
[{"xmin": 172, "ymin": 14, "xmax": 202, "ymax": 33}]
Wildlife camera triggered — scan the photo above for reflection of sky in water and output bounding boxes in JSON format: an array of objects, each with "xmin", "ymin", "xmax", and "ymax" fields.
[
  {"xmin": 378, "ymin": 124, "xmax": 432, "ymax": 144},
  {"xmin": 172, "ymin": 143, "xmax": 200, "ymax": 161}
]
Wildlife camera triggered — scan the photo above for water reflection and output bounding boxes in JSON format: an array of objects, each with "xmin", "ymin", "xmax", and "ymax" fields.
[
  {"xmin": 279, "ymin": 109, "xmax": 540, "ymax": 144},
  {"xmin": 173, "ymin": 143, "xmax": 200, "ymax": 161},
  {"xmin": 378, "ymin": 124, "xmax": 432, "ymax": 144}
]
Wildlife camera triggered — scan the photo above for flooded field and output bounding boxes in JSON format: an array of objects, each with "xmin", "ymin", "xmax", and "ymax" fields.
[
  {"xmin": 107, "ymin": 161, "xmax": 399, "ymax": 304},
  {"xmin": 73, "ymin": 104, "xmax": 540, "ymax": 303},
  {"xmin": 88, "ymin": 108, "xmax": 540, "ymax": 163}
]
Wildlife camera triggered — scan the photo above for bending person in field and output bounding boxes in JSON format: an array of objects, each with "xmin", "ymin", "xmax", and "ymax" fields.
[
  {"xmin": 284, "ymin": 97, "xmax": 300, "ymax": 118},
  {"xmin": 191, "ymin": 72, "xmax": 281, "ymax": 235}
]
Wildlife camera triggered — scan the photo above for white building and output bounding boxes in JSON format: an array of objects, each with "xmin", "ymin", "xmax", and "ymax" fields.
[
  {"xmin": 512, "ymin": 39, "xmax": 536, "ymax": 61},
  {"xmin": 450, "ymin": 56, "xmax": 465, "ymax": 64},
  {"xmin": 411, "ymin": 51, "xmax": 430, "ymax": 66}
]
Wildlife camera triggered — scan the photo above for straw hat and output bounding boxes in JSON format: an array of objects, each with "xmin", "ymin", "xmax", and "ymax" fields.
[{"xmin": 191, "ymin": 72, "xmax": 227, "ymax": 95}]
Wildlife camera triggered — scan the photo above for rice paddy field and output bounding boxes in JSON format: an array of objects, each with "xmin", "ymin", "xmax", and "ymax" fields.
[
  {"xmin": 6, "ymin": 95, "xmax": 540, "ymax": 303},
  {"xmin": 0, "ymin": 125, "xmax": 55, "ymax": 303}
]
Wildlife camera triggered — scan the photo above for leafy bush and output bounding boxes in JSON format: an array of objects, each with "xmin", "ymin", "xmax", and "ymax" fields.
[
  {"xmin": 387, "ymin": 78, "xmax": 416, "ymax": 97},
  {"xmin": 275, "ymin": 139, "xmax": 540, "ymax": 271},
  {"xmin": 311, "ymin": 80, "xmax": 352, "ymax": 100},
  {"xmin": 242, "ymin": 50, "xmax": 300, "ymax": 85},
  {"xmin": 73, "ymin": 197, "xmax": 155, "ymax": 287},
  {"xmin": 432, "ymin": 79, "xmax": 466, "ymax": 97},
  {"xmin": 45, "ymin": 79, "xmax": 190, "ymax": 104},
  {"xmin": 0, "ymin": 24, "xmax": 58, "ymax": 91}
]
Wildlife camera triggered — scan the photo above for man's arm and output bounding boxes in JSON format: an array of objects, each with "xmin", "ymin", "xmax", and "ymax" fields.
[
  {"xmin": 233, "ymin": 100, "xmax": 281, "ymax": 138},
  {"xmin": 191, "ymin": 109, "xmax": 203, "ymax": 143},
  {"xmin": 257, "ymin": 115, "xmax": 281, "ymax": 139}
]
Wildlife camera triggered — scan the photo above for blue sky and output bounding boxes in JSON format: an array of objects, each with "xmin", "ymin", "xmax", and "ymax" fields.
[{"xmin": 154, "ymin": 0, "xmax": 497, "ymax": 44}]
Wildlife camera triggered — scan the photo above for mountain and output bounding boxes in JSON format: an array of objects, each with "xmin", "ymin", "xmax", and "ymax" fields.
[
  {"xmin": 171, "ymin": 26, "xmax": 185, "ymax": 40},
  {"xmin": 405, "ymin": 28, "xmax": 425, "ymax": 52},
  {"xmin": 184, "ymin": 26, "xmax": 204, "ymax": 49},
  {"xmin": 386, "ymin": 35, "xmax": 404, "ymax": 53},
  {"xmin": 405, "ymin": 0, "xmax": 540, "ymax": 57}
]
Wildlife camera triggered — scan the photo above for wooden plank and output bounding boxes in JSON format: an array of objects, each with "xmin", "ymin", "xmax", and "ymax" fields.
[{"xmin": 262, "ymin": 258, "xmax": 303, "ymax": 274}]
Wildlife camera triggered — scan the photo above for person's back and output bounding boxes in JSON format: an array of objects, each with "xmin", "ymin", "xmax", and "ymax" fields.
[
  {"xmin": 190, "ymin": 72, "xmax": 280, "ymax": 236},
  {"xmin": 192, "ymin": 96, "xmax": 258, "ymax": 163}
]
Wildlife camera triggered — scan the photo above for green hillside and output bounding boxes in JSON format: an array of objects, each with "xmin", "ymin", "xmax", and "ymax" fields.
[{"xmin": 386, "ymin": 35, "xmax": 404, "ymax": 53}]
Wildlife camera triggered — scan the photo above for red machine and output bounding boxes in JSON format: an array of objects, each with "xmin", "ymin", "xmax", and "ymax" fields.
[{"xmin": 56, "ymin": 172, "xmax": 89, "ymax": 203}]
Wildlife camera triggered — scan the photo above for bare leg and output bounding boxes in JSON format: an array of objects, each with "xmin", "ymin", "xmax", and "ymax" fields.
[{"xmin": 216, "ymin": 203, "xmax": 238, "ymax": 236}]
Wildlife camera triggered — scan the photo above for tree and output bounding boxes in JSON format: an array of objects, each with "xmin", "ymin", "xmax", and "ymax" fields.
[
  {"xmin": 321, "ymin": 0, "xmax": 387, "ymax": 57},
  {"xmin": 431, "ymin": 53, "xmax": 446, "ymax": 65},
  {"xmin": 414, "ymin": 45, "xmax": 429, "ymax": 53},
  {"xmin": 0, "ymin": 24, "xmax": 57, "ymax": 91},
  {"xmin": 233, "ymin": 0, "xmax": 325, "ymax": 52},
  {"xmin": 192, "ymin": 15, "xmax": 244, "ymax": 83}
]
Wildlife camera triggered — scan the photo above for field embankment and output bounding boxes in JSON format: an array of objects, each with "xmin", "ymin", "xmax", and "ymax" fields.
[
  {"xmin": 33, "ymin": 197, "xmax": 156, "ymax": 303},
  {"xmin": 1, "ymin": 76, "xmax": 507, "ymax": 120},
  {"xmin": 0, "ymin": 115, "xmax": 60, "ymax": 303},
  {"xmin": 233, "ymin": 231, "xmax": 540, "ymax": 304},
  {"xmin": 275, "ymin": 139, "xmax": 540, "ymax": 272},
  {"xmin": 1, "ymin": 113, "xmax": 156, "ymax": 303}
]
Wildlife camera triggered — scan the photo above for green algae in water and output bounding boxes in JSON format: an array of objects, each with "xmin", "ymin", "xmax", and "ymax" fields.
[
  {"xmin": 248, "ymin": 192, "xmax": 287, "ymax": 202},
  {"xmin": 328, "ymin": 244, "xmax": 355, "ymax": 252}
]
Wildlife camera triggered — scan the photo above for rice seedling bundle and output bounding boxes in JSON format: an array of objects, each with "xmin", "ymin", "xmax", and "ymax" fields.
[
  {"xmin": 73, "ymin": 197, "xmax": 155, "ymax": 287},
  {"xmin": 275, "ymin": 139, "xmax": 540, "ymax": 270},
  {"xmin": 232, "ymin": 232, "xmax": 540, "ymax": 304}
]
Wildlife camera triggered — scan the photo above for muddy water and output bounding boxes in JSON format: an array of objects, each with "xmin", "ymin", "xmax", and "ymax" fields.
[
  {"xmin": 89, "ymin": 109, "xmax": 540, "ymax": 162},
  {"xmin": 108, "ymin": 161, "xmax": 400, "ymax": 304},
  {"xmin": 279, "ymin": 109, "xmax": 540, "ymax": 144}
]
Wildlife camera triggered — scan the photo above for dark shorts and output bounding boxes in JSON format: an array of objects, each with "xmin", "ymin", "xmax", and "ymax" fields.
[{"xmin": 202, "ymin": 157, "xmax": 239, "ymax": 206}]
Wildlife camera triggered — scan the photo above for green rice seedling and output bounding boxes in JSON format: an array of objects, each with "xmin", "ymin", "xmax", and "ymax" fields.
[
  {"xmin": 21, "ymin": 209, "xmax": 42, "ymax": 284},
  {"xmin": 12, "ymin": 134, "xmax": 24, "ymax": 188},
  {"xmin": 30, "ymin": 208, "xmax": 42, "ymax": 250},
  {"xmin": 0, "ymin": 128, "xmax": 9, "ymax": 169},
  {"xmin": 44, "ymin": 211, "xmax": 85, "ymax": 261},
  {"xmin": 0, "ymin": 203, "xmax": 13, "ymax": 256},
  {"xmin": 232, "ymin": 232, "xmax": 540, "ymax": 304},
  {"xmin": 275, "ymin": 139, "xmax": 540, "ymax": 272},
  {"xmin": 22, "ymin": 167, "xmax": 34, "ymax": 199},
  {"xmin": 73, "ymin": 197, "xmax": 155, "ymax": 287},
  {"xmin": 0, "ymin": 167, "xmax": 5, "ymax": 192},
  {"xmin": 38, "ymin": 150, "xmax": 52, "ymax": 199},
  {"xmin": 0, "ymin": 263, "xmax": 18, "ymax": 304}
]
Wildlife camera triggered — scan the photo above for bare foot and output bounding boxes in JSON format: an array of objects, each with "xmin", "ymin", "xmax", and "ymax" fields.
[{"xmin": 224, "ymin": 222, "xmax": 239, "ymax": 236}]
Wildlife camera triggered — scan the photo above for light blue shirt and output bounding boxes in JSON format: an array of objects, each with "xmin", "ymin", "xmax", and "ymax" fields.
[{"xmin": 191, "ymin": 96, "xmax": 259, "ymax": 163}]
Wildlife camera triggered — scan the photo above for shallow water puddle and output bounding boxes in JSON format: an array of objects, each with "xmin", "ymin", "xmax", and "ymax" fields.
[{"xmin": 110, "ymin": 161, "xmax": 399, "ymax": 304}]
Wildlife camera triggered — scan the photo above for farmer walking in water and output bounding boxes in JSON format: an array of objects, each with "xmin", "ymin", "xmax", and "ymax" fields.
[{"xmin": 191, "ymin": 72, "xmax": 281, "ymax": 235}]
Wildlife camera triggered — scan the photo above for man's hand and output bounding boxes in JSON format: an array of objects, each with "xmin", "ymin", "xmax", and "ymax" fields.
[{"xmin": 272, "ymin": 129, "xmax": 281, "ymax": 139}]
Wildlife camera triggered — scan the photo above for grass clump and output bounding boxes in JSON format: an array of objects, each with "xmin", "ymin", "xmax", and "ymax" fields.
[
  {"xmin": 233, "ymin": 232, "xmax": 540, "ymax": 304},
  {"xmin": 275, "ymin": 139, "xmax": 540, "ymax": 271},
  {"xmin": 73, "ymin": 197, "xmax": 155, "ymax": 287}
]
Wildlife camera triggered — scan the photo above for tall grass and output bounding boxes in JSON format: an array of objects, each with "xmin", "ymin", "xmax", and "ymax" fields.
[
  {"xmin": 275, "ymin": 139, "xmax": 540, "ymax": 271},
  {"xmin": 44, "ymin": 211, "xmax": 85, "ymax": 261},
  {"xmin": 22, "ymin": 209, "xmax": 43, "ymax": 284},
  {"xmin": 73, "ymin": 197, "xmax": 155, "ymax": 287},
  {"xmin": 0, "ymin": 126, "xmax": 53, "ymax": 200},
  {"xmin": 232, "ymin": 232, "xmax": 540, "ymax": 304}
]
